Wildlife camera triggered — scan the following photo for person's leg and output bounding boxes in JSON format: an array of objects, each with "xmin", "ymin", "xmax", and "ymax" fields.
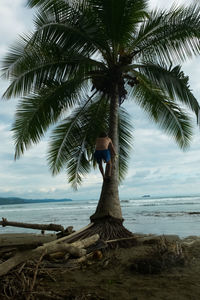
[
  {"xmin": 103, "ymin": 150, "xmax": 112, "ymax": 178},
  {"xmin": 105, "ymin": 160, "xmax": 112, "ymax": 178},
  {"xmin": 98, "ymin": 162, "xmax": 105, "ymax": 179}
]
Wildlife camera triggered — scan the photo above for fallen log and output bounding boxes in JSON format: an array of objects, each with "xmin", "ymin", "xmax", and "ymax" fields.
[
  {"xmin": 0, "ymin": 233, "xmax": 99, "ymax": 276},
  {"xmin": 0, "ymin": 233, "xmax": 57, "ymax": 248},
  {"xmin": 40, "ymin": 222, "xmax": 94, "ymax": 248},
  {"xmin": 0, "ymin": 244, "xmax": 86, "ymax": 277},
  {"xmin": 0, "ymin": 247, "xmax": 17, "ymax": 254},
  {"xmin": 68, "ymin": 234, "xmax": 100, "ymax": 249},
  {"xmin": 106, "ymin": 236, "xmax": 137, "ymax": 244},
  {"xmin": 0, "ymin": 218, "xmax": 64, "ymax": 232},
  {"xmin": 52, "ymin": 223, "xmax": 94, "ymax": 245},
  {"xmin": 48, "ymin": 234, "xmax": 100, "ymax": 260},
  {"xmin": 48, "ymin": 251, "xmax": 67, "ymax": 260},
  {"xmin": 57, "ymin": 226, "xmax": 74, "ymax": 238}
]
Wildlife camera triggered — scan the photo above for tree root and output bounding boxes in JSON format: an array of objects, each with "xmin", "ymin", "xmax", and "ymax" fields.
[{"xmin": 66, "ymin": 217, "xmax": 136, "ymax": 248}]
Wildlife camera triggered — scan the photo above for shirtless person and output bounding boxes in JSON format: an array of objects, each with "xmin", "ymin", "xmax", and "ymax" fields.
[{"xmin": 94, "ymin": 132, "xmax": 117, "ymax": 180}]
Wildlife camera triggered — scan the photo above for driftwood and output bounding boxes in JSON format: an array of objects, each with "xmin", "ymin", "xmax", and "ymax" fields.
[
  {"xmin": 74, "ymin": 252, "xmax": 94, "ymax": 264},
  {"xmin": 106, "ymin": 236, "xmax": 137, "ymax": 244},
  {"xmin": 49, "ymin": 234, "xmax": 101, "ymax": 259},
  {"xmin": 0, "ymin": 233, "xmax": 57, "ymax": 248},
  {"xmin": 26, "ymin": 250, "xmax": 46, "ymax": 300},
  {"xmin": 0, "ymin": 246, "xmax": 17, "ymax": 254},
  {"xmin": 50, "ymin": 223, "xmax": 94, "ymax": 245},
  {"xmin": 48, "ymin": 251, "xmax": 68, "ymax": 260},
  {"xmin": 0, "ymin": 233, "xmax": 99, "ymax": 276},
  {"xmin": 69, "ymin": 234, "xmax": 99, "ymax": 248},
  {"xmin": 43, "ymin": 243, "xmax": 87, "ymax": 257},
  {"xmin": 0, "ymin": 218, "xmax": 64, "ymax": 232}
]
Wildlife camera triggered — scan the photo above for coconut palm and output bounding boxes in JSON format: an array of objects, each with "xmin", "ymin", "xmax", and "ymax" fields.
[{"xmin": 2, "ymin": 0, "xmax": 200, "ymax": 240}]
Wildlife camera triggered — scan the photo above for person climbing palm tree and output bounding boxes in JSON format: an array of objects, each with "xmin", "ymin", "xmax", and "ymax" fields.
[{"xmin": 94, "ymin": 132, "xmax": 117, "ymax": 180}]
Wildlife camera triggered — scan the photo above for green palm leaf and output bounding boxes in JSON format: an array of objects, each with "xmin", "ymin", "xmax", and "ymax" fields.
[
  {"xmin": 135, "ymin": 62, "xmax": 200, "ymax": 120},
  {"xmin": 132, "ymin": 75, "xmax": 193, "ymax": 149},
  {"xmin": 133, "ymin": 3, "xmax": 200, "ymax": 64},
  {"xmin": 48, "ymin": 96, "xmax": 132, "ymax": 188},
  {"xmin": 48, "ymin": 96, "xmax": 108, "ymax": 188},
  {"xmin": 30, "ymin": 1, "xmax": 112, "ymax": 59},
  {"xmin": 88, "ymin": 0, "xmax": 147, "ymax": 46},
  {"xmin": 2, "ymin": 39, "xmax": 100, "ymax": 99},
  {"xmin": 27, "ymin": 0, "xmax": 67, "ymax": 10},
  {"xmin": 118, "ymin": 107, "xmax": 133, "ymax": 181},
  {"xmin": 12, "ymin": 78, "xmax": 89, "ymax": 159}
]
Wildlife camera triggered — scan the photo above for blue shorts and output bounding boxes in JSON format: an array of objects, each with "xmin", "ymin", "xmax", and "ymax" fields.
[{"xmin": 94, "ymin": 149, "xmax": 111, "ymax": 164}]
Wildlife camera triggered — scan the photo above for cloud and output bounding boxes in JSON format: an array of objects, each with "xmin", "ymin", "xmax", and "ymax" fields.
[
  {"xmin": 0, "ymin": 0, "xmax": 33, "ymax": 56},
  {"xmin": 149, "ymin": 0, "xmax": 195, "ymax": 10},
  {"xmin": 0, "ymin": 0, "xmax": 200, "ymax": 200}
]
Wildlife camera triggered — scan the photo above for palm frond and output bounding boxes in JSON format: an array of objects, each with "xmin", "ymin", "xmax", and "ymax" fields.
[
  {"xmin": 32, "ymin": 12, "xmax": 100, "ymax": 53},
  {"xmin": 135, "ymin": 62, "xmax": 200, "ymax": 121},
  {"xmin": 12, "ymin": 78, "xmax": 89, "ymax": 159},
  {"xmin": 67, "ymin": 137, "xmax": 91, "ymax": 189},
  {"xmin": 88, "ymin": 0, "xmax": 147, "ymax": 47},
  {"xmin": 132, "ymin": 3, "xmax": 200, "ymax": 64},
  {"xmin": 27, "ymin": 0, "xmax": 85, "ymax": 11},
  {"xmin": 30, "ymin": 2, "xmax": 112, "ymax": 60},
  {"xmin": 48, "ymin": 95, "xmax": 108, "ymax": 188},
  {"xmin": 2, "ymin": 37, "xmax": 100, "ymax": 99},
  {"xmin": 27, "ymin": 0, "xmax": 66, "ymax": 10},
  {"xmin": 131, "ymin": 74, "xmax": 193, "ymax": 149},
  {"xmin": 118, "ymin": 107, "xmax": 133, "ymax": 181}
]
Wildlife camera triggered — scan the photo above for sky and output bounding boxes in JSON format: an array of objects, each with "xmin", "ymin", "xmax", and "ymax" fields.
[{"xmin": 0, "ymin": 0, "xmax": 200, "ymax": 200}]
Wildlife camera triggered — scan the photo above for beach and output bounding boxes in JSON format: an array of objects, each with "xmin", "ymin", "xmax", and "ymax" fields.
[
  {"xmin": 1, "ymin": 196, "xmax": 200, "ymax": 299},
  {"xmin": 38, "ymin": 236, "xmax": 200, "ymax": 300},
  {"xmin": 1, "ymin": 232, "xmax": 200, "ymax": 299}
]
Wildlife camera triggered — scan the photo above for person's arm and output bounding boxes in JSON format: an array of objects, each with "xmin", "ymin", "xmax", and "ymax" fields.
[{"xmin": 108, "ymin": 139, "xmax": 117, "ymax": 156}]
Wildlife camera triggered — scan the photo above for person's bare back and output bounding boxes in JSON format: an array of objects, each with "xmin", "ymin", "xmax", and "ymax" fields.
[{"xmin": 95, "ymin": 137, "xmax": 111, "ymax": 150}]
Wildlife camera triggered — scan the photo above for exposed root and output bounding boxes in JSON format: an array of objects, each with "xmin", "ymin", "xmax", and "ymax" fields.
[{"xmin": 66, "ymin": 217, "xmax": 136, "ymax": 248}]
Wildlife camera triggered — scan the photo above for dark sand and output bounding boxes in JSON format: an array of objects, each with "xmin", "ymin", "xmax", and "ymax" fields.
[
  {"xmin": 1, "ymin": 234, "xmax": 200, "ymax": 299},
  {"xmin": 34, "ymin": 235, "xmax": 200, "ymax": 300}
]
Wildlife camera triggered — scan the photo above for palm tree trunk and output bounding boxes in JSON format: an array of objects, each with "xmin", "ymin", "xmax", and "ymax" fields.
[
  {"xmin": 69, "ymin": 92, "xmax": 133, "ymax": 243},
  {"xmin": 90, "ymin": 90, "xmax": 123, "ymax": 221}
]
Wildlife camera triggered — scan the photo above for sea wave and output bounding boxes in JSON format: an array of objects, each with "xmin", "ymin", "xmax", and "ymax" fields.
[
  {"xmin": 142, "ymin": 211, "xmax": 200, "ymax": 217},
  {"xmin": 1, "ymin": 195, "xmax": 200, "ymax": 237},
  {"xmin": 140, "ymin": 202, "xmax": 199, "ymax": 207},
  {"xmin": 0, "ymin": 205, "xmax": 96, "ymax": 213},
  {"xmin": 124, "ymin": 197, "xmax": 200, "ymax": 207}
]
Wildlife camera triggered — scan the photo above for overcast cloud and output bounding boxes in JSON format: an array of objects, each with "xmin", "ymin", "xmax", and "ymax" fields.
[{"xmin": 0, "ymin": 0, "xmax": 200, "ymax": 200}]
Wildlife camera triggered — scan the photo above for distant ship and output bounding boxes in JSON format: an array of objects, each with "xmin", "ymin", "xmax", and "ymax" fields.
[{"xmin": 142, "ymin": 194, "xmax": 151, "ymax": 198}]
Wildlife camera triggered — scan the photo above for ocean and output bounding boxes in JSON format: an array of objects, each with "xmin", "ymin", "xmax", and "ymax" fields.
[{"xmin": 0, "ymin": 196, "xmax": 200, "ymax": 237}]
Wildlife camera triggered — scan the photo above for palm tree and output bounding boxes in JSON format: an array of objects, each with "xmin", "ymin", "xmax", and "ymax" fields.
[{"xmin": 2, "ymin": 0, "xmax": 200, "ymax": 240}]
